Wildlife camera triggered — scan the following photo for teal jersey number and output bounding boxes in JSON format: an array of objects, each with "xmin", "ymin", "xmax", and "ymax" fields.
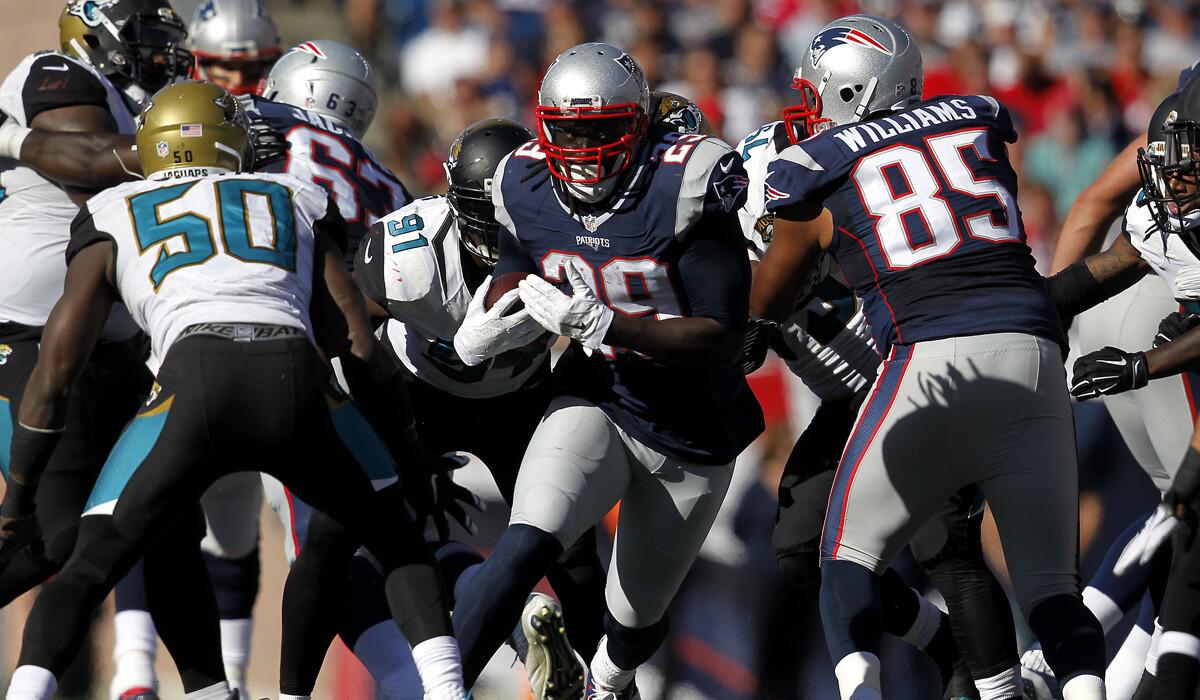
[
  {"xmin": 219, "ymin": 180, "xmax": 297, "ymax": 270},
  {"xmin": 128, "ymin": 182, "xmax": 216, "ymax": 289},
  {"xmin": 388, "ymin": 213, "xmax": 427, "ymax": 253},
  {"xmin": 128, "ymin": 179, "xmax": 296, "ymax": 289}
]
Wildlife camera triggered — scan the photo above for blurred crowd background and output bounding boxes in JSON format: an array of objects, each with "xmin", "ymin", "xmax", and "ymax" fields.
[{"xmin": 0, "ymin": 0, "xmax": 1195, "ymax": 697}]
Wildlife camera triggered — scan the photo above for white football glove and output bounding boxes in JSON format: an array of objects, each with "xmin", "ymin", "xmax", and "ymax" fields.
[
  {"xmin": 1176, "ymin": 265, "xmax": 1200, "ymax": 300},
  {"xmin": 0, "ymin": 109, "xmax": 30, "ymax": 160},
  {"xmin": 518, "ymin": 264, "xmax": 614, "ymax": 352},
  {"xmin": 453, "ymin": 275, "xmax": 547, "ymax": 367},
  {"xmin": 1114, "ymin": 504, "xmax": 1179, "ymax": 575}
]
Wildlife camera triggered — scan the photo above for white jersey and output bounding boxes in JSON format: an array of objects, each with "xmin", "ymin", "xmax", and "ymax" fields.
[
  {"xmin": 72, "ymin": 170, "xmax": 329, "ymax": 362},
  {"xmin": 0, "ymin": 52, "xmax": 136, "ymax": 327},
  {"xmin": 357, "ymin": 196, "xmax": 549, "ymax": 399},
  {"xmin": 735, "ymin": 121, "xmax": 878, "ymax": 401},
  {"xmin": 1126, "ymin": 192, "xmax": 1200, "ymax": 302}
]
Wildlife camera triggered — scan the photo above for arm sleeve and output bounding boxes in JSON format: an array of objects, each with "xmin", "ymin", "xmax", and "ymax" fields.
[
  {"xmin": 492, "ymin": 226, "xmax": 537, "ymax": 277},
  {"xmin": 352, "ymin": 221, "xmax": 388, "ymax": 309},
  {"xmin": 21, "ymin": 56, "xmax": 109, "ymax": 124},
  {"xmin": 66, "ymin": 205, "xmax": 114, "ymax": 264},
  {"xmin": 311, "ymin": 192, "xmax": 348, "ymax": 255},
  {"xmin": 677, "ymin": 210, "xmax": 752, "ymax": 332}
]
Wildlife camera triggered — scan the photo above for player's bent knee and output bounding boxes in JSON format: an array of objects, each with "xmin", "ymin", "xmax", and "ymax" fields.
[{"xmin": 776, "ymin": 548, "xmax": 821, "ymax": 595}]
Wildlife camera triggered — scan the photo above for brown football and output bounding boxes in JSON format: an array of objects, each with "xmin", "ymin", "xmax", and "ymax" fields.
[{"xmin": 483, "ymin": 271, "xmax": 529, "ymax": 312}]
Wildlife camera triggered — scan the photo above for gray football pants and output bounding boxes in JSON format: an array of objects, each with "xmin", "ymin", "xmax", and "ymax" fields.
[
  {"xmin": 1077, "ymin": 274, "xmax": 1195, "ymax": 492},
  {"xmin": 509, "ymin": 396, "xmax": 733, "ymax": 629},
  {"xmin": 821, "ymin": 332, "xmax": 1081, "ymax": 614}
]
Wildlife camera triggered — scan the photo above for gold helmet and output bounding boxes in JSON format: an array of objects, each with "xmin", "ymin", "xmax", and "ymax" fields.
[
  {"xmin": 60, "ymin": 0, "xmax": 193, "ymax": 109},
  {"xmin": 650, "ymin": 90, "xmax": 715, "ymax": 137},
  {"xmin": 135, "ymin": 80, "xmax": 250, "ymax": 177}
]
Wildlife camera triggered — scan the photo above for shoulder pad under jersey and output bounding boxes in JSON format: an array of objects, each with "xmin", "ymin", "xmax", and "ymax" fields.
[
  {"xmin": 672, "ymin": 135, "xmax": 748, "ymax": 240},
  {"xmin": 1, "ymin": 52, "xmax": 109, "ymax": 126},
  {"xmin": 364, "ymin": 196, "xmax": 453, "ymax": 308}
]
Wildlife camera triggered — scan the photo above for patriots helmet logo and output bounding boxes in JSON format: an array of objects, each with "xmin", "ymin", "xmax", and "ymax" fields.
[{"xmin": 809, "ymin": 26, "xmax": 893, "ymax": 68}]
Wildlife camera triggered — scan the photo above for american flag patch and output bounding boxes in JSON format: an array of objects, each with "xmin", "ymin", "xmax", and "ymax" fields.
[{"xmin": 180, "ymin": 123, "xmax": 203, "ymax": 138}]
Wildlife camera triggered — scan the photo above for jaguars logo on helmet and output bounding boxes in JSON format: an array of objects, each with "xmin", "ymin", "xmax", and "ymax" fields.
[
  {"xmin": 651, "ymin": 90, "xmax": 711, "ymax": 136},
  {"xmin": 0, "ymin": 344, "xmax": 11, "ymax": 366},
  {"xmin": 66, "ymin": 0, "xmax": 121, "ymax": 27}
]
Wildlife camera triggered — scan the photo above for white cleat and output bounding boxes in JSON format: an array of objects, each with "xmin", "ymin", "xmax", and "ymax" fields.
[
  {"xmin": 1021, "ymin": 646, "xmax": 1062, "ymax": 699},
  {"xmin": 522, "ymin": 593, "xmax": 586, "ymax": 700}
]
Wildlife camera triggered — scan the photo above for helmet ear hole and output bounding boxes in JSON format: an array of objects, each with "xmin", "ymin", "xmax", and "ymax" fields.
[{"xmin": 839, "ymin": 87, "xmax": 855, "ymax": 103}]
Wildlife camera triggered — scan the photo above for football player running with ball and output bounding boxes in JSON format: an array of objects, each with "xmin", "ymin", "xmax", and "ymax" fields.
[
  {"xmin": 449, "ymin": 43, "xmax": 764, "ymax": 698},
  {"xmin": 752, "ymin": 15, "xmax": 1106, "ymax": 700},
  {"xmin": 0, "ymin": 82, "xmax": 465, "ymax": 700}
]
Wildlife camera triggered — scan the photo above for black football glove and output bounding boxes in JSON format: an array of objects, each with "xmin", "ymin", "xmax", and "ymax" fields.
[
  {"xmin": 235, "ymin": 96, "xmax": 288, "ymax": 171},
  {"xmin": 1155, "ymin": 311, "xmax": 1200, "ymax": 348},
  {"xmin": 416, "ymin": 453, "xmax": 485, "ymax": 544},
  {"xmin": 740, "ymin": 319, "xmax": 777, "ymax": 375},
  {"xmin": 1070, "ymin": 346, "xmax": 1149, "ymax": 400}
]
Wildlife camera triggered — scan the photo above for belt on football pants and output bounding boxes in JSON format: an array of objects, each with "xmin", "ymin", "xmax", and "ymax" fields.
[{"xmin": 178, "ymin": 322, "xmax": 306, "ymax": 343}]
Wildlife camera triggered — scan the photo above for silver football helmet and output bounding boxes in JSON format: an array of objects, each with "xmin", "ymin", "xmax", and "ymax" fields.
[
  {"xmin": 259, "ymin": 40, "xmax": 377, "ymax": 139},
  {"xmin": 188, "ymin": 0, "xmax": 281, "ymax": 95},
  {"xmin": 785, "ymin": 15, "xmax": 922, "ymax": 142},
  {"xmin": 536, "ymin": 42, "xmax": 650, "ymax": 204}
]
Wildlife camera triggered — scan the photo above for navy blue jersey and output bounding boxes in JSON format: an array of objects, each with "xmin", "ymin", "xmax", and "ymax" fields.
[
  {"xmin": 491, "ymin": 127, "xmax": 764, "ymax": 464},
  {"xmin": 766, "ymin": 94, "xmax": 1065, "ymax": 356},
  {"xmin": 246, "ymin": 95, "xmax": 411, "ymax": 266}
]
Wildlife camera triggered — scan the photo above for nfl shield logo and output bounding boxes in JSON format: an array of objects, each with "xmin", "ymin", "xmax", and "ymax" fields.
[
  {"xmin": 582, "ymin": 215, "xmax": 600, "ymax": 232},
  {"xmin": 156, "ymin": 141, "xmax": 169, "ymax": 158}
]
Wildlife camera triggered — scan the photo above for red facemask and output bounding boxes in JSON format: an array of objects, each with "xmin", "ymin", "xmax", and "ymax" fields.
[
  {"xmin": 535, "ymin": 103, "xmax": 648, "ymax": 184},
  {"xmin": 781, "ymin": 78, "xmax": 832, "ymax": 145}
]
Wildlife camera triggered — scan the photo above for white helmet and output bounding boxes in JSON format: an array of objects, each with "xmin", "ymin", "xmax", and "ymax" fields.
[
  {"xmin": 259, "ymin": 40, "xmax": 377, "ymax": 139},
  {"xmin": 536, "ymin": 42, "xmax": 650, "ymax": 204},
  {"xmin": 188, "ymin": 0, "xmax": 281, "ymax": 95},
  {"xmin": 784, "ymin": 15, "xmax": 923, "ymax": 142}
]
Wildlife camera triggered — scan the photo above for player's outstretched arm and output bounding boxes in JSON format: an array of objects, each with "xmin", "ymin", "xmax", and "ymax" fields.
[
  {"xmin": 750, "ymin": 201, "xmax": 832, "ymax": 322},
  {"xmin": 1046, "ymin": 232, "xmax": 1150, "ymax": 323},
  {"xmin": 1049, "ymin": 134, "xmax": 1145, "ymax": 273},
  {"xmin": 3, "ymin": 241, "xmax": 117, "ymax": 522},
  {"xmin": 0, "ymin": 105, "xmax": 139, "ymax": 191}
]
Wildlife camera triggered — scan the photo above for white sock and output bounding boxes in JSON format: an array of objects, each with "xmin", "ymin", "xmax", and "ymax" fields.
[
  {"xmin": 1158, "ymin": 631, "xmax": 1200, "ymax": 660},
  {"xmin": 833, "ymin": 651, "xmax": 882, "ymax": 700},
  {"xmin": 1061, "ymin": 673, "xmax": 1105, "ymax": 700},
  {"xmin": 351, "ymin": 621, "xmax": 424, "ymax": 700},
  {"xmin": 111, "ymin": 610, "xmax": 158, "ymax": 698},
  {"xmin": 6, "ymin": 666, "xmax": 57, "ymax": 700},
  {"xmin": 219, "ymin": 617, "xmax": 253, "ymax": 696},
  {"xmin": 1146, "ymin": 619, "xmax": 1164, "ymax": 675},
  {"xmin": 976, "ymin": 664, "xmax": 1021, "ymax": 700},
  {"xmin": 183, "ymin": 681, "xmax": 231, "ymax": 700},
  {"xmin": 590, "ymin": 635, "xmax": 636, "ymax": 690},
  {"xmin": 411, "ymin": 635, "xmax": 466, "ymax": 700},
  {"xmin": 1106, "ymin": 624, "xmax": 1153, "ymax": 700},
  {"xmin": 1083, "ymin": 586, "xmax": 1124, "ymax": 635},
  {"xmin": 900, "ymin": 589, "xmax": 942, "ymax": 648}
]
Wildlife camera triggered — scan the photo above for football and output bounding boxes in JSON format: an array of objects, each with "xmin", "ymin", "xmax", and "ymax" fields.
[{"xmin": 484, "ymin": 271, "xmax": 529, "ymax": 312}]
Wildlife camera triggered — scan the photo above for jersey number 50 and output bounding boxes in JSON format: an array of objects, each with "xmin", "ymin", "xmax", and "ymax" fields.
[
  {"xmin": 853, "ymin": 128, "xmax": 1020, "ymax": 269},
  {"xmin": 128, "ymin": 179, "xmax": 296, "ymax": 290}
]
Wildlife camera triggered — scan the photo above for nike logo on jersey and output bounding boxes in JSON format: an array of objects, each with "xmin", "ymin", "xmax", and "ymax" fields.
[
  {"xmin": 720, "ymin": 159, "xmax": 733, "ymax": 174},
  {"xmin": 363, "ymin": 238, "xmax": 374, "ymax": 264},
  {"xmin": 41, "ymin": 64, "xmax": 70, "ymax": 72}
]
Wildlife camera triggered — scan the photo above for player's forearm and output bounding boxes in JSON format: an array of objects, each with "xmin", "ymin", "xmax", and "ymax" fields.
[
  {"xmin": 604, "ymin": 315, "xmax": 741, "ymax": 366},
  {"xmin": 19, "ymin": 130, "xmax": 139, "ymax": 189},
  {"xmin": 1146, "ymin": 325, "xmax": 1200, "ymax": 379}
]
